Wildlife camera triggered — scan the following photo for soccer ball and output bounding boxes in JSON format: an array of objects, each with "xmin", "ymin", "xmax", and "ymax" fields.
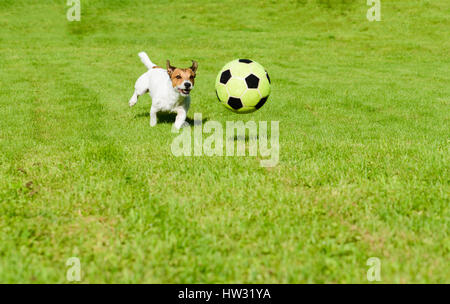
[{"xmin": 215, "ymin": 59, "xmax": 271, "ymax": 114}]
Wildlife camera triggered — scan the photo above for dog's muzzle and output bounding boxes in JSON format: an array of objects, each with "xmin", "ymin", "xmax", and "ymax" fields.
[
  {"xmin": 178, "ymin": 88, "xmax": 191, "ymax": 95},
  {"xmin": 178, "ymin": 82, "xmax": 193, "ymax": 95}
]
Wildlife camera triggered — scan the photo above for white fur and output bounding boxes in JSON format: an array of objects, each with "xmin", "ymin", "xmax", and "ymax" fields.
[{"xmin": 129, "ymin": 52, "xmax": 191, "ymax": 129}]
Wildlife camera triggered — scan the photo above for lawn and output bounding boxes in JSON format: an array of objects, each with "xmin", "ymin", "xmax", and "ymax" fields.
[{"xmin": 0, "ymin": 0, "xmax": 448, "ymax": 283}]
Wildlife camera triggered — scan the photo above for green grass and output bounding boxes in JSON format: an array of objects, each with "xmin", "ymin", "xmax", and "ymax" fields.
[{"xmin": 0, "ymin": 0, "xmax": 449, "ymax": 283}]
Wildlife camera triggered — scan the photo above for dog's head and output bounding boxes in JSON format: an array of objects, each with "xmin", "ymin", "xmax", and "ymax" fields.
[{"xmin": 166, "ymin": 60, "xmax": 198, "ymax": 97}]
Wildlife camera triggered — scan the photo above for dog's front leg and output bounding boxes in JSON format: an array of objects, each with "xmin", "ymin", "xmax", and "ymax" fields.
[{"xmin": 174, "ymin": 106, "xmax": 188, "ymax": 129}]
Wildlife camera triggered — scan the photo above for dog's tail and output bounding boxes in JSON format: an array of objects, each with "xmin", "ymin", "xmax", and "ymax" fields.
[{"xmin": 138, "ymin": 52, "xmax": 157, "ymax": 70}]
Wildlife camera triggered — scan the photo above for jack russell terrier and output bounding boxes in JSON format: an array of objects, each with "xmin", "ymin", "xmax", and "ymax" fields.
[{"xmin": 129, "ymin": 52, "xmax": 198, "ymax": 129}]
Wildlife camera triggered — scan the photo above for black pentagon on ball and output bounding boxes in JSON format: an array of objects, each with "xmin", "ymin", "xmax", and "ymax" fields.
[
  {"xmin": 228, "ymin": 97, "xmax": 243, "ymax": 110},
  {"xmin": 266, "ymin": 71, "xmax": 271, "ymax": 84},
  {"xmin": 239, "ymin": 59, "xmax": 253, "ymax": 64},
  {"xmin": 245, "ymin": 74, "xmax": 260, "ymax": 89},
  {"xmin": 255, "ymin": 96, "xmax": 268, "ymax": 110},
  {"xmin": 220, "ymin": 70, "xmax": 232, "ymax": 84}
]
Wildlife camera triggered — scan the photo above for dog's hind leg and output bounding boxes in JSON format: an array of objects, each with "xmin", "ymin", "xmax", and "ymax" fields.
[
  {"xmin": 150, "ymin": 106, "xmax": 158, "ymax": 127},
  {"xmin": 129, "ymin": 87, "xmax": 148, "ymax": 107},
  {"xmin": 129, "ymin": 74, "xmax": 149, "ymax": 107},
  {"xmin": 129, "ymin": 91, "xmax": 139, "ymax": 107}
]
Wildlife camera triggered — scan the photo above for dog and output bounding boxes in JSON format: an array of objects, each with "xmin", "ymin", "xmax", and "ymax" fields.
[{"xmin": 129, "ymin": 52, "xmax": 198, "ymax": 129}]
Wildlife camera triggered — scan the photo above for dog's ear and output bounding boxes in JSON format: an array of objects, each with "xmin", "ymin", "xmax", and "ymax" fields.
[
  {"xmin": 190, "ymin": 60, "xmax": 198, "ymax": 74},
  {"xmin": 166, "ymin": 60, "xmax": 176, "ymax": 75}
]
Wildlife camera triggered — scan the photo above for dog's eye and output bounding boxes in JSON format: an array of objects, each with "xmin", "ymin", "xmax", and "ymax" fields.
[
  {"xmin": 190, "ymin": 75, "xmax": 195, "ymax": 79},
  {"xmin": 176, "ymin": 75, "xmax": 182, "ymax": 79}
]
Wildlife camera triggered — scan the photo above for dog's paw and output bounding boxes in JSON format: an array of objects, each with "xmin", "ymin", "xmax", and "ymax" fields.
[
  {"xmin": 129, "ymin": 100, "xmax": 137, "ymax": 107},
  {"xmin": 150, "ymin": 119, "xmax": 157, "ymax": 127},
  {"xmin": 174, "ymin": 121, "xmax": 189, "ymax": 130}
]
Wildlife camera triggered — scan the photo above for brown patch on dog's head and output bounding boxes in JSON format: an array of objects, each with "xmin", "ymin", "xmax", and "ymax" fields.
[{"xmin": 166, "ymin": 60, "xmax": 198, "ymax": 93}]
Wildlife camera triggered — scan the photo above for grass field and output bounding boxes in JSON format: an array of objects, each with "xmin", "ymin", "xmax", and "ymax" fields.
[{"xmin": 0, "ymin": 0, "xmax": 448, "ymax": 283}]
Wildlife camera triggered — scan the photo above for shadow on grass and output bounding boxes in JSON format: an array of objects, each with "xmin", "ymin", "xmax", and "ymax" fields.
[
  {"xmin": 230, "ymin": 134, "xmax": 259, "ymax": 142},
  {"xmin": 134, "ymin": 112, "xmax": 208, "ymax": 125}
]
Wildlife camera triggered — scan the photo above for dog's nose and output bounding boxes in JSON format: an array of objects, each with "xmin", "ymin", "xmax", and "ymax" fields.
[{"xmin": 184, "ymin": 82, "xmax": 191, "ymax": 89}]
